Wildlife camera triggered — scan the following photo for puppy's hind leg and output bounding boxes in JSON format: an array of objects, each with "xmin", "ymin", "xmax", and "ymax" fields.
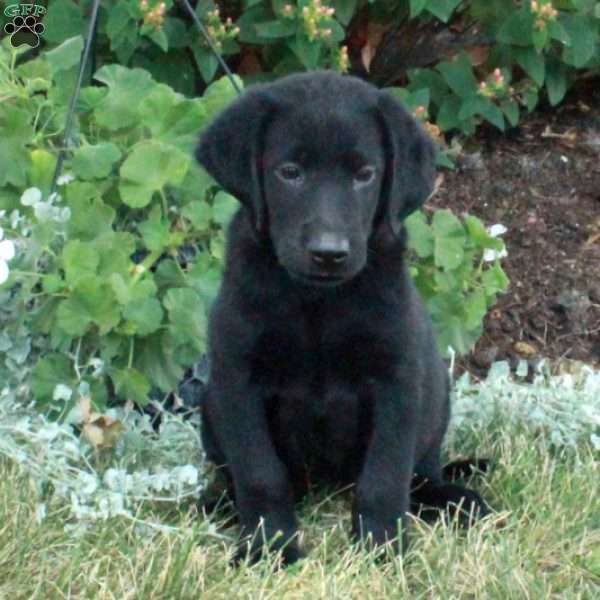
[{"xmin": 411, "ymin": 452, "xmax": 490, "ymax": 525}]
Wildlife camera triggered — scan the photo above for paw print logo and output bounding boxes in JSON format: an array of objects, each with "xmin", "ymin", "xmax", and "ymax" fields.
[{"xmin": 4, "ymin": 15, "xmax": 45, "ymax": 48}]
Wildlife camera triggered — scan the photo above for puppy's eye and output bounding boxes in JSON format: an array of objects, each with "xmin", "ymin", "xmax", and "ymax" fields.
[
  {"xmin": 276, "ymin": 163, "xmax": 303, "ymax": 183},
  {"xmin": 354, "ymin": 165, "xmax": 376, "ymax": 186}
]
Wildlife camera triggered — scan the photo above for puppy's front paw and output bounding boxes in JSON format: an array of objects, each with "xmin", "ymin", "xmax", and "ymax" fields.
[
  {"xmin": 234, "ymin": 528, "xmax": 304, "ymax": 567},
  {"xmin": 351, "ymin": 513, "xmax": 406, "ymax": 557}
]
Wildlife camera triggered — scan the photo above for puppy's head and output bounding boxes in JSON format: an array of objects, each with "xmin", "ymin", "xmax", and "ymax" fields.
[{"xmin": 196, "ymin": 71, "xmax": 436, "ymax": 287}]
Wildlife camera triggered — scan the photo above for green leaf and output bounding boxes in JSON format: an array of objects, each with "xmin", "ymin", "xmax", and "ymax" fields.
[
  {"xmin": 546, "ymin": 59, "xmax": 569, "ymax": 106},
  {"xmin": 432, "ymin": 209, "xmax": 466, "ymax": 270},
  {"xmin": 62, "ymin": 241, "xmax": 100, "ymax": 286},
  {"xmin": 192, "ymin": 45, "xmax": 219, "ymax": 84},
  {"xmin": 532, "ymin": 26, "xmax": 549, "ymax": 52},
  {"xmin": 0, "ymin": 105, "xmax": 33, "ymax": 187},
  {"xmin": 547, "ymin": 19, "xmax": 571, "ymax": 46},
  {"xmin": 212, "ymin": 192, "xmax": 239, "ymax": 228},
  {"xmin": 155, "ymin": 259, "xmax": 186, "ymax": 289},
  {"xmin": 28, "ymin": 149, "xmax": 57, "ymax": 196},
  {"xmin": 289, "ymin": 34, "xmax": 322, "ymax": 70},
  {"xmin": 66, "ymin": 188, "xmax": 115, "ymax": 241},
  {"xmin": 459, "ymin": 95, "xmax": 505, "ymax": 130},
  {"xmin": 113, "ymin": 368, "xmax": 151, "ymax": 405},
  {"xmin": 41, "ymin": 0, "xmax": 83, "ymax": 44},
  {"xmin": 464, "ymin": 215, "xmax": 492, "ymax": 247},
  {"xmin": 514, "ymin": 47, "xmax": 545, "ymax": 87},
  {"xmin": 426, "ymin": 0, "xmax": 462, "ymax": 22},
  {"xmin": 408, "ymin": 69, "xmax": 449, "ymax": 101},
  {"xmin": 95, "ymin": 232, "xmax": 136, "ymax": 279},
  {"xmin": 188, "ymin": 264, "xmax": 223, "ymax": 308},
  {"xmin": 482, "ymin": 262, "xmax": 510, "ymax": 296},
  {"xmin": 523, "ymin": 86, "xmax": 539, "ymax": 112},
  {"xmin": 561, "ymin": 15, "xmax": 596, "ymax": 67},
  {"xmin": 202, "ymin": 75, "xmax": 244, "ymax": 121},
  {"xmin": 137, "ymin": 84, "xmax": 207, "ymax": 152},
  {"xmin": 45, "ymin": 36, "xmax": 83, "ymax": 74},
  {"xmin": 106, "ymin": 4, "xmax": 139, "ymax": 64},
  {"xmin": 93, "ymin": 65, "xmax": 156, "ymax": 131},
  {"xmin": 119, "ymin": 140, "xmax": 190, "ymax": 208},
  {"xmin": 43, "ymin": 274, "xmax": 64, "ymax": 294},
  {"xmin": 138, "ymin": 206, "xmax": 171, "ymax": 252},
  {"xmin": 164, "ymin": 17, "xmax": 191, "ymax": 49},
  {"xmin": 254, "ymin": 19, "xmax": 297, "ymax": 39},
  {"xmin": 57, "ymin": 278, "xmax": 121, "ymax": 336},
  {"xmin": 31, "ymin": 353, "xmax": 74, "ymax": 405},
  {"xmin": 333, "ymin": 0, "xmax": 359, "ymax": 25},
  {"xmin": 437, "ymin": 54, "xmax": 478, "ymax": 99},
  {"xmin": 436, "ymin": 96, "xmax": 464, "ymax": 132},
  {"xmin": 405, "ymin": 211, "xmax": 434, "ymax": 258},
  {"xmin": 182, "ymin": 200, "xmax": 213, "ymax": 229},
  {"xmin": 72, "ymin": 142, "xmax": 122, "ymax": 180},
  {"xmin": 500, "ymin": 99, "xmax": 520, "ymax": 127},
  {"xmin": 145, "ymin": 26, "xmax": 169, "ymax": 52},
  {"xmin": 409, "ymin": 0, "xmax": 428, "ymax": 18},
  {"xmin": 464, "ymin": 288, "xmax": 488, "ymax": 330},
  {"xmin": 123, "ymin": 298, "xmax": 164, "ymax": 337},
  {"xmin": 135, "ymin": 332, "xmax": 183, "ymax": 392},
  {"xmin": 497, "ymin": 9, "xmax": 534, "ymax": 46},
  {"xmin": 163, "ymin": 288, "xmax": 207, "ymax": 350}
]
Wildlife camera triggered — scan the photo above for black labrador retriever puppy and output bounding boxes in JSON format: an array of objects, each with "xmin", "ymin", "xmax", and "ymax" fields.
[{"xmin": 196, "ymin": 71, "xmax": 488, "ymax": 564}]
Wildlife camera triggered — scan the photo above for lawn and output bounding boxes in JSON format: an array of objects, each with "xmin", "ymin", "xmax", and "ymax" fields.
[{"xmin": 1, "ymin": 366, "xmax": 598, "ymax": 599}]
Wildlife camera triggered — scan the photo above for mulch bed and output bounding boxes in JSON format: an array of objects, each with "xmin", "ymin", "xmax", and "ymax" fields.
[{"xmin": 429, "ymin": 78, "xmax": 600, "ymax": 378}]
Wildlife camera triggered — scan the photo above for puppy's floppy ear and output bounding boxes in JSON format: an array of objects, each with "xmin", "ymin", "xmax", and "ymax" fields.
[
  {"xmin": 376, "ymin": 91, "xmax": 437, "ymax": 235},
  {"xmin": 195, "ymin": 88, "xmax": 277, "ymax": 233}
]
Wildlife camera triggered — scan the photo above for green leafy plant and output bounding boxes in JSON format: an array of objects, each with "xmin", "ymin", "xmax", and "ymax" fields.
[
  {"xmin": 6, "ymin": 1, "xmax": 596, "ymax": 138},
  {"xmin": 0, "ymin": 39, "xmax": 239, "ymax": 418},
  {"xmin": 406, "ymin": 211, "xmax": 509, "ymax": 356}
]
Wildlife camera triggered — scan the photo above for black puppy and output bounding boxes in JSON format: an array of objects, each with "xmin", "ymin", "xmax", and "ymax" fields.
[{"xmin": 196, "ymin": 71, "xmax": 487, "ymax": 564}]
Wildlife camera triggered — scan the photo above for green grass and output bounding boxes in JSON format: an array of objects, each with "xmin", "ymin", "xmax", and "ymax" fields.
[{"xmin": 1, "ymin": 429, "xmax": 598, "ymax": 600}]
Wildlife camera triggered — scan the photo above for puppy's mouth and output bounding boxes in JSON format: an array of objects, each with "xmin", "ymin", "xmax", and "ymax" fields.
[{"xmin": 287, "ymin": 270, "xmax": 349, "ymax": 287}]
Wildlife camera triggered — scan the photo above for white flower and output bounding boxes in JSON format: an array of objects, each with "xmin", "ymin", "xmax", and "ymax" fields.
[
  {"xmin": 483, "ymin": 223, "xmax": 508, "ymax": 262},
  {"xmin": 20, "ymin": 187, "xmax": 42, "ymax": 206},
  {"xmin": 0, "ymin": 228, "xmax": 16, "ymax": 285},
  {"xmin": 53, "ymin": 384, "xmax": 73, "ymax": 402},
  {"xmin": 33, "ymin": 201, "xmax": 54, "ymax": 222},
  {"xmin": 488, "ymin": 223, "xmax": 507, "ymax": 237},
  {"xmin": 175, "ymin": 465, "xmax": 198, "ymax": 486},
  {"xmin": 57, "ymin": 173, "xmax": 75, "ymax": 186}
]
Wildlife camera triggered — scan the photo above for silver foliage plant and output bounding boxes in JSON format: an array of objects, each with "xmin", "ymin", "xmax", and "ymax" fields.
[
  {"xmin": 447, "ymin": 359, "xmax": 600, "ymax": 452},
  {"xmin": 0, "ymin": 360, "xmax": 599, "ymax": 536}
]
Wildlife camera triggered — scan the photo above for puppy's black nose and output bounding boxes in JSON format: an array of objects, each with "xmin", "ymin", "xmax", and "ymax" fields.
[{"xmin": 308, "ymin": 234, "xmax": 350, "ymax": 268}]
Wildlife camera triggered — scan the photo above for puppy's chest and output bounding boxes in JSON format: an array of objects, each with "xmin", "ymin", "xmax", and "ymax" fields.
[{"xmin": 251, "ymin": 309, "xmax": 398, "ymax": 387}]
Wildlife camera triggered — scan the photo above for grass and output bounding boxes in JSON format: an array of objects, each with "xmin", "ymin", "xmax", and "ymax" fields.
[{"xmin": 1, "ymin": 426, "xmax": 598, "ymax": 600}]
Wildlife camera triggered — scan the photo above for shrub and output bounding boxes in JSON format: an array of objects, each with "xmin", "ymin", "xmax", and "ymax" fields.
[
  {"xmin": 0, "ymin": 40, "xmax": 239, "ymax": 416},
  {"xmin": 4, "ymin": 0, "xmax": 597, "ymax": 139}
]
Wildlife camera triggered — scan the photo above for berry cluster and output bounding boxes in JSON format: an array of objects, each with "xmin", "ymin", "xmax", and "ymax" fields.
[
  {"xmin": 413, "ymin": 105, "xmax": 442, "ymax": 141},
  {"xmin": 334, "ymin": 45, "xmax": 349, "ymax": 72},
  {"xmin": 140, "ymin": 1, "xmax": 167, "ymax": 29},
  {"xmin": 478, "ymin": 68, "xmax": 513, "ymax": 99},
  {"xmin": 530, "ymin": 0, "xmax": 559, "ymax": 31},
  {"xmin": 281, "ymin": 0, "xmax": 336, "ymax": 42},
  {"xmin": 204, "ymin": 7, "xmax": 240, "ymax": 51}
]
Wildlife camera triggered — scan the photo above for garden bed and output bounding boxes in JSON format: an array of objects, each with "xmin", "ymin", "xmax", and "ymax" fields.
[{"xmin": 433, "ymin": 78, "xmax": 600, "ymax": 376}]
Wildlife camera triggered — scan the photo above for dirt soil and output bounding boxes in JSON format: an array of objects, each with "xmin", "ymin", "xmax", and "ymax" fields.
[{"xmin": 429, "ymin": 79, "xmax": 600, "ymax": 378}]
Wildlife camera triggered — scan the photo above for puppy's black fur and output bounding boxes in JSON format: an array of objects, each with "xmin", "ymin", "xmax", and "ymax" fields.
[{"xmin": 196, "ymin": 71, "xmax": 488, "ymax": 564}]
